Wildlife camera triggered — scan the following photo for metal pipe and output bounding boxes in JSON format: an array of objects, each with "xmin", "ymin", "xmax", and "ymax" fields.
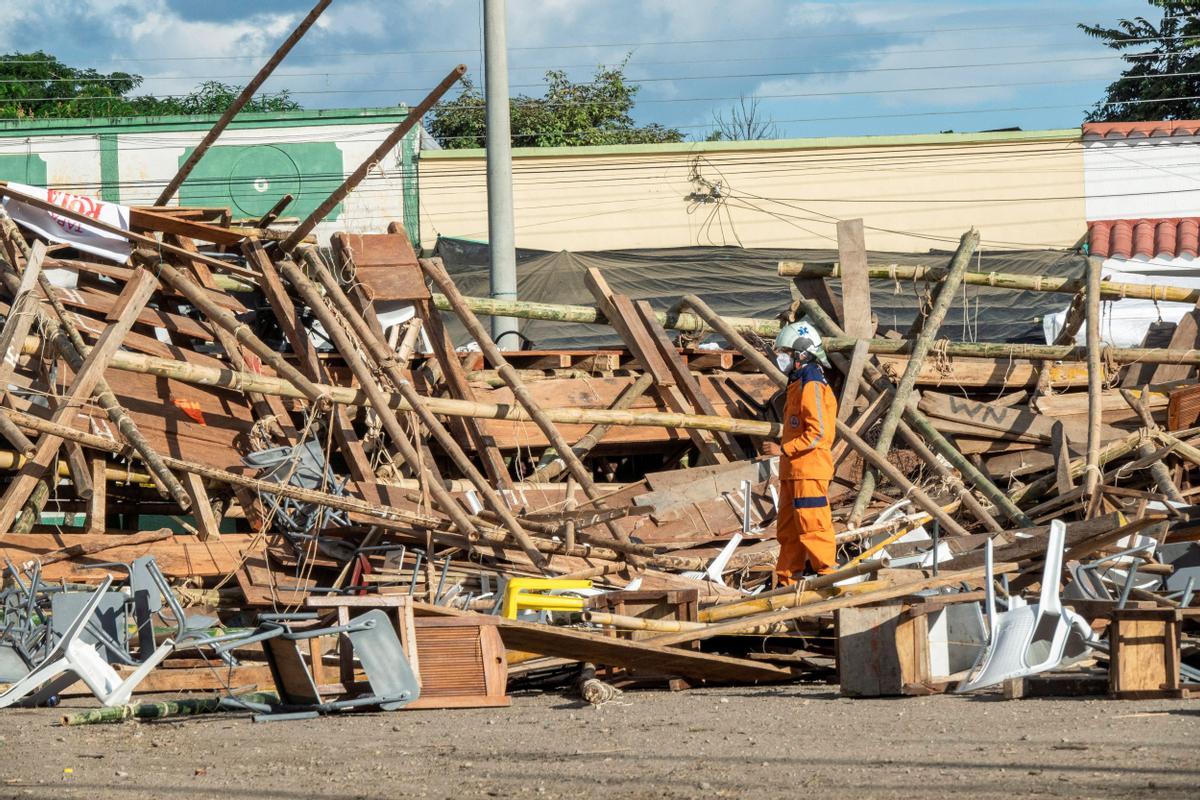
[{"xmin": 484, "ymin": 0, "xmax": 519, "ymax": 349}]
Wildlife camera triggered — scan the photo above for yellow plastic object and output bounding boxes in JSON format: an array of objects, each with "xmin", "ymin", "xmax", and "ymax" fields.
[{"xmin": 501, "ymin": 578, "xmax": 592, "ymax": 619}]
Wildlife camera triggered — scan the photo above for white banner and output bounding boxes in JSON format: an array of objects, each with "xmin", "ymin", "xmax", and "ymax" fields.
[{"xmin": 2, "ymin": 182, "xmax": 131, "ymax": 264}]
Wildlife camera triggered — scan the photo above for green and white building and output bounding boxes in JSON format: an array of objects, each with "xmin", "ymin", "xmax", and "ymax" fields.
[{"xmin": 0, "ymin": 106, "xmax": 420, "ymax": 245}]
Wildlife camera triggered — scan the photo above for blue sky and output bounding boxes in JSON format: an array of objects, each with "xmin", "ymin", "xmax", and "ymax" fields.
[{"xmin": 0, "ymin": 1, "xmax": 1162, "ymax": 140}]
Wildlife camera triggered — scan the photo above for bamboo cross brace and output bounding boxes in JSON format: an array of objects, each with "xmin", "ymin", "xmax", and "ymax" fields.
[
  {"xmin": 849, "ymin": 228, "xmax": 979, "ymax": 526},
  {"xmin": 298, "ymin": 247, "xmax": 550, "ymax": 571},
  {"xmin": 10, "ymin": 337, "xmax": 781, "ymax": 437},
  {"xmin": 136, "ymin": 251, "xmax": 330, "ymax": 407}
]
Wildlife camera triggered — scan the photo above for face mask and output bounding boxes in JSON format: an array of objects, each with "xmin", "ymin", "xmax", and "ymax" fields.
[{"xmin": 775, "ymin": 353, "xmax": 793, "ymax": 372}]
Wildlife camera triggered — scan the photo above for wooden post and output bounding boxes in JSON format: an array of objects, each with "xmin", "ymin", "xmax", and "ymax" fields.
[
  {"xmin": 181, "ymin": 472, "xmax": 221, "ymax": 541},
  {"xmin": 280, "ymin": 65, "xmax": 468, "ymax": 252},
  {"xmin": 420, "ymin": 257, "xmax": 639, "ymax": 556},
  {"xmin": 0, "ymin": 240, "xmax": 45, "ymax": 387},
  {"xmin": 154, "ymin": 0, "xmax": 332, "ymax": 205},
  {"xmin": 848, "ymin": 228, "xmax": 979, "ymax": 526},
  {"xmin": 1085, "ymin": 255, "xmax": 1103, "ymax": 501},
  {"xmin": 298, "ymin": 248, "xmax": 549, "ymax": 570},
  {"xmin": 0, "ymin": 268, "xmax": 159, "ymax": 532}
]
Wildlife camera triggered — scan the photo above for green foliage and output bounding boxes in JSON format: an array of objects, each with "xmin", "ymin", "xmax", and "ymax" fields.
[
  {"xmin": 428, "ymin": 59, "xmax": 684, "ymax": 149},
  {"xmin": 0, "ymin": 51, "xmax": 300, "ymax": 119},
  {"xmin": 1080, "ymin": 0, "xmax": 1200, "ymax": 121}
]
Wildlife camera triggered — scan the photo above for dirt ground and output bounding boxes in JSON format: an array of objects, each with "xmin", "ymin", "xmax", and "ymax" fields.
[{"xmin": 0, "ymin": 684, "xmax": 1195, "ymax": 799}]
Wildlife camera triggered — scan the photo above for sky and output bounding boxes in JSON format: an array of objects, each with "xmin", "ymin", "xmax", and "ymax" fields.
[{"xmin": 0, "ymin": 0, "xmax": 1166, "ymax": 141}]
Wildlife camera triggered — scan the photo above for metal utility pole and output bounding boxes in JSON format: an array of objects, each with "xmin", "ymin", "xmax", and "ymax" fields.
[{"xmin": 484, "ymin": 0, "xmax": 519, "ymax": 349}]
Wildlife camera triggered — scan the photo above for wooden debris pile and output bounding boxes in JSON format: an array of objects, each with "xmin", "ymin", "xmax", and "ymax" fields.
[{"xmin": 0, "ymin": 163, "xmax": 1197, "ymax": 709}]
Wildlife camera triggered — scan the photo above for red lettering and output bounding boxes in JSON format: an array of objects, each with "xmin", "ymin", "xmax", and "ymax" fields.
[{"xmin": 46, "ymin": 188, "xmax": 103, "ymax": 220}]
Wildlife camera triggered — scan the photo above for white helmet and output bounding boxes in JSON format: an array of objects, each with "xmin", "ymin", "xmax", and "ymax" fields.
[{"xmin": 774, "ymin": 319, "xmax": 830, "ymax": 367}]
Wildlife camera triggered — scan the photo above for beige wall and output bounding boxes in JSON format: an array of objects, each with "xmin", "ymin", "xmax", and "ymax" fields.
[{"xmin": 418, "ymin": 130, "xmax": 1085, "ymax": 254}]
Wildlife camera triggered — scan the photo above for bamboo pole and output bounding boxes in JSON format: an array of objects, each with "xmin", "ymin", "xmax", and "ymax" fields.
[
  {"xmin": 1085, "ymin": 255, "xmax": 1103, "ymax": 502},
  {"xmin": 582, "ymin": 610, "xmax": 798, "ymax": 635},
  {"xmin": 421, "ymin": 257, "xmax": 637, "ymax": 553},
  {"xmin": 778, "ymin": 258, "xmax": 1200, "ymax": 306},
  {"xmin": 277, "ymin": 258, "xmax": 486, "ymax": 547},
  {"xmin": 299, "ymin": 247, "xmax": 556, "ymax": 571},
  {"xmin": 435, "ymin": 291, "xmax": 1200, "ymax": 365},
  {"xmin": 280, "ymin": 65, "xmax": 468, "ymax": 251},
  {"xmin": 1119, "ymin": 387, "xmax": 1186, "ymax": 504},
  {"xmin": 430, "ymin": 293, "xmax": 781, "ymax": 337},
  {"xmin": 0, "ymin": 210, "xmax": 191, "ymax": 510},
  {"xmin": 849, "ymin": 229, "xmax": 979, "ymax": 526},
  {"xmin": 699, "ymin": 559, "xmax": 888, "ymax": 623},
  {"xmin": 9, "ymin": 339, "xmax": 779, "ymax": 438},
  {"xmin": 62, "ymin": 692, "xmax": 279, "ymax": 726},
  {"xmin": 648, "ymin": 563, "xmax": 1012, "ymax": 646},
  {"xmin": 154, "ymin": 0, "xmax": 332, "ymax": 205},
  {"xmin": 530, "ymin": 372, "xmax": 655, "ymax": 482}
]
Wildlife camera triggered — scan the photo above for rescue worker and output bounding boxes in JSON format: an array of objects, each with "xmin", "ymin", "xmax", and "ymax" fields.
[{"xmin": 772, "ymin": 320, "xmax": 838, "ymax": 585}]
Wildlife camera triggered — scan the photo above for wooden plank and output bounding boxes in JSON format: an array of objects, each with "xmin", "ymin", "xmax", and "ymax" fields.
[
  {"xmin": 836, "ymin": 219, "xmax": 874, "ymax": 339},
  {"xmin": 0, "ymin": 240, "xmax": 46, "ymax": 388},
  {"xmin": 129, "ymin": 206, "xmax": 245, "ymax": 246},
  {"xmin": 419, "ymin": 607, "xmax": 790, "ymax": 683},
  {"xmin": 585, "ymin": 269, "xmax": 723, "ymax": 464},
  {"xmin": 919, "ymin": 391, "xmax": 1124, "ymax": 447},
  {"xmin": 0, "ymin": 532, "xmax": 253, "ymax": 580},
  {"xmin": 837, "ymin": 339, "xmax": 871, "ymax": 422},
  {"xmin": 182, "ymin": 471, "xmax": 221, "ymax": 541},
  {"xmin": 1052, "ymin": 420, "xmax": 1074, "ymax": 496},
  {"xmin": 330, "ymin": 231, "xmax": 430, "ymax": 302}
]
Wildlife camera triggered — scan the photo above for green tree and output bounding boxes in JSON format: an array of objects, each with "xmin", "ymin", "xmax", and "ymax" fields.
[
  {"xmin": 1080, "ymin": 1, "xmax": 1200, "ymax": 121},
  {"xmin": 427, "ymin": 60, "xmax": 684, "ymax": 149},
  {"xmin": 0, "ymin": 51, "xmax": 300, "ymax": 119}
]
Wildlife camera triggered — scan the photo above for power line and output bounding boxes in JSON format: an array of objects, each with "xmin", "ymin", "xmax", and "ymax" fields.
[{"xmin": 0, "ymin": 49, "xmax": 1184, "ymax": 88}]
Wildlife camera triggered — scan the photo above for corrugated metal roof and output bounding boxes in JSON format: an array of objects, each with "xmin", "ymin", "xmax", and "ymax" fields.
[
  {"xmin": 1088, "ymin": 217, "xmax": 1200, "ymax": 259},
  {"xmin": 1082, "ymin": 120, "xmax": 1200, "ymax": 141}
]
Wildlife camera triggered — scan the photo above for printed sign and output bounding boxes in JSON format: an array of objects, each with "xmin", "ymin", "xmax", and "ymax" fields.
[{"xmin": 2, "ymin": 182, "xmax": 131, "ymax": 264}]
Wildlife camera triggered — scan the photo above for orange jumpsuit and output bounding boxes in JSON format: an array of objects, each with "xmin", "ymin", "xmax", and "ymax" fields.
[{"xmin": 775, "ymin": 361, "xmax": 838, "ymax": 584}]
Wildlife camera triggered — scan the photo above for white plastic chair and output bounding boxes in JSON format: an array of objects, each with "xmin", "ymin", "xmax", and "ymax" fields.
[
  {"xmin": 957, "ymin": 520, "xmax": 1094, "ymax": 692},
  {"xmin": 0, "ymin": 577, "xmax": 173, "ymax": 709}
]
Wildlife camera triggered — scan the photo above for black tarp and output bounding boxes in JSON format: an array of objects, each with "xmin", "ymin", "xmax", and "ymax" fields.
[{"xmin": 433, "ymin": 237, "xmax": 1086, "ymax": 349}]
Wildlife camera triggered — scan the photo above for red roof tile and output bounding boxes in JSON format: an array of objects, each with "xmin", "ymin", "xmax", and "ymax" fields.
[
  {"xmin": 1089, "ymin": 218, "xmax": 1200, "ymax": 259},
  {"xmin": 1082, "ymin": 120, "xmax": 1200, "ymax": 140}
]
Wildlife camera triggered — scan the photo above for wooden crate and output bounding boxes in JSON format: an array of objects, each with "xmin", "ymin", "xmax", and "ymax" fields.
[
  {"xmin": 1108, "ymin": 608, "xmax": 1183, "ymax": 700},
  {"xmin": 836, "ymin": 604, "xmax": 931, "ymax": 697},
  {"xmin": 407, "ymin": 616, "xmax": 510, "ymax": 709}
]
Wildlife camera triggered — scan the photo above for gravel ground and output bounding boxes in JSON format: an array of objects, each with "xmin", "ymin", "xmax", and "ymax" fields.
[{"xmin": 0, "ymin": 684, "xmax": 1196, "ymax": 799}]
